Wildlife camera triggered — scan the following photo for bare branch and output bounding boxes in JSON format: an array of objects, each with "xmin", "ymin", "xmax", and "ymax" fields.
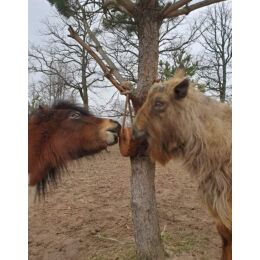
[
  {"xmin": 74, "ymin": 1, "xmax": 128, "ymax": 84},
  {"xmin": 68, "ymin": 25, "xmax": 127, "ymax": 94},
  {"xmin": 162, "ymin": 0, "xmax": 226, "ymax": 19}
]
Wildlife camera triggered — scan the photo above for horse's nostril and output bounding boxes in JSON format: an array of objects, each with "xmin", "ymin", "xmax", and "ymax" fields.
[
  {"xmin": 113, "ymin": 120, "xmax": 121, "ymax": 131},
  {"xmin": 107, "ymin": 120, "xmax": 121, "ymax": 134}
]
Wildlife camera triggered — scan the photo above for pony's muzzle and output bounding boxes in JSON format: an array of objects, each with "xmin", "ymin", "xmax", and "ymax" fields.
[{"xmin": 105, "ymin": 120, "xmax": 121, "ymax": 145}]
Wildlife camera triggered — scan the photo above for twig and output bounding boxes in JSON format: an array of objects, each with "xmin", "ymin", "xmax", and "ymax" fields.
[{"xmin": 95, "ymin": 233, "xmax": 134, "ymax": 245}]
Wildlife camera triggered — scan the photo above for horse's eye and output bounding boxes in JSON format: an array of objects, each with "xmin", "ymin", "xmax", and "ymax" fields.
[
  {"xmin": 69, "ymin": 112, "xmax": 81, "ymax": 119},
  {"xmin": 154, "ymin": 100, "xmax": 165, "ymax": 112}
]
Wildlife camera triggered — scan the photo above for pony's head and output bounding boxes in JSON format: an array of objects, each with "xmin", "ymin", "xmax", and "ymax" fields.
[
  {"xmin": 29, "ymin": 101, "xmax": 120, "ymax": 194},
  {"xmin": 132, "ymin": 69, "xmax": 194, "ymax": 165}
]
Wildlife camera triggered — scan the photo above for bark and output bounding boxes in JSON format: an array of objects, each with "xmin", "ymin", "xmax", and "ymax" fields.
[
  {"xmin": 134, "ymin": 8, "xmax": 161, "ymax": 107},
  {"xmin": 130, "ymin": 6, "xmax": 165, "ymax": 259},
  {"xmin": 130, "ymin": 156, "xmax": 165, "ymax": 260}
]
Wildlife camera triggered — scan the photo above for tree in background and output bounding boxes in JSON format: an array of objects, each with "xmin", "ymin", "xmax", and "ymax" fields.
[
  {"xmin": 102, "ymin": 4, "xmax": 201, "ymax": 83},
  {"xmin": 197, "ymin": 1, "xmax": 232, "ymax": 102},
  {"xmin": 159, "ymin": 48, "xmax": 199, "ymax": 80},
  {"xmin": 40, "ymin": 1, "xmax": 227, "ymax": 259},
  {"xmin": 29, "ymin": 62, "xmax": 77, "ymax": 110},
  {"xmin": 158, "ymin": 48, "xmax": 207, "ymax": 93},
  {"xmin": 29, "ymin": 5, "xmax": 110, "ymax": 110}
]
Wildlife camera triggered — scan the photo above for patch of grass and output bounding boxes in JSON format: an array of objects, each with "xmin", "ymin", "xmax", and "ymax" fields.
[
  {"xmin": 168, "ymin": 232, "xmax": 208, "ymax": 255},
  {"xmin": 125, "ymin": 247, "xmax": 136, "ymax": 260},
  {"xmin": 161, "ymin": 231, "xmax": 172, "ymax": 244},
  {"xmin": 160, "ymin": 225, "xmax": 173, "ymax": 245}
]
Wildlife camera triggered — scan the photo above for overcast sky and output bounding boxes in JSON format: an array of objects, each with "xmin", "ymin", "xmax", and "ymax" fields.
[
  {"xmin": 28, "ymin": 0, "xmax": 120, "ymax": 113},
  {"xmin": 28, "ymin": 0, "xmax": 208, "ymax": 44},
  {"xmin": 29, "ymin": 0, "xmax": 55, "ymax": 43}
]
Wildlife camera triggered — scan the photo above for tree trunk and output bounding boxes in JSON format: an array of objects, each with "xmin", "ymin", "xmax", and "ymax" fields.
[
  {"xmin": 81, "ymin": 50, "xmax": 89, "ymax": 110},
  {"xmin": 130, "ymin": 156, "xmax": 165, "ymax": 260},
  {"xmin": 220, "ymin": 55, "xmax": 227, "ymax": 103},
  {"xmin": 130, "ymin": 5, "xmax": 165, "ymax": 259},
  {"xmin": 82, "ymin": 85, "xmax": 88, "ymax": 109}
]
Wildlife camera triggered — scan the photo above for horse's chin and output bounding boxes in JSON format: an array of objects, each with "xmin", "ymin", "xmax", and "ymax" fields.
[{"xmin": 105, "ymin": 131, "xmax": 118, "ymax": 146}]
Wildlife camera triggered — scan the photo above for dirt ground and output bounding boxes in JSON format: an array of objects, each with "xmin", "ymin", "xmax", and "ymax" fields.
[{"xmin": 29, "ymin": 146, "xmax": 222, "ymax": 260}]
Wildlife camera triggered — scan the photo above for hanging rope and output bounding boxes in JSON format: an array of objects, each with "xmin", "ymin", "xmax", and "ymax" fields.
[
  {"xmin": 121, "ymin": 93, "xmax": 134, "ymax": 129},
  {"xmin": 119, "ymin": 91, "xmax": 141, "ymax": 157}
]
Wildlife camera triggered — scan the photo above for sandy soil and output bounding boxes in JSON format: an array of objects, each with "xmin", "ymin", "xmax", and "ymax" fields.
[{"xmin": 29, "ymin": 146, "xmax": 221, "ymax": 260}]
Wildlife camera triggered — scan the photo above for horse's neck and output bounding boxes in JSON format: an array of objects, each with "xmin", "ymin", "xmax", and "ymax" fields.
[{"xmin": 182, "ymin": 105, "xmax": 231, "ymax": 178}]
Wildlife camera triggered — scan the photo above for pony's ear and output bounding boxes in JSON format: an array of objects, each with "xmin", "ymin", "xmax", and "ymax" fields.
[{"xmin": 174, "ymin": 78, "xmax": 190, "ymax": 100}]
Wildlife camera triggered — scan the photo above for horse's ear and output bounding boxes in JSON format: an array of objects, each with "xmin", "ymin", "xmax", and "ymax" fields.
[{"xmin": 174, "ymin": 78, "xmax": 190, "ymax": 100}]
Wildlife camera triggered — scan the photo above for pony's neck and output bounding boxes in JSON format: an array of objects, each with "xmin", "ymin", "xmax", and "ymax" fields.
[
  {"xmin": 182, "ymin": 101, "xmax": 230, "ymax": 176},
  {"xmin": 182, "ymin": 129, "xmax": 207, "ymax": 176}
]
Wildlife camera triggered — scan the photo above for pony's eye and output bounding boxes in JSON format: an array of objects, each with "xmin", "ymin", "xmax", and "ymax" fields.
[
  {"xmin": 154, "ymin": 100, "xmax": 165, "ymax": 112},
  {"xmin": 69, "ymin": 112, "xmax": 81, "ymax": 119}
]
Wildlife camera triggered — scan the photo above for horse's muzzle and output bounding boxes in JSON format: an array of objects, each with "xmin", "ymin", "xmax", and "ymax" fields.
[{"xmin": 106, "ymin": 120, "xmax": 121, "ymax": 145}]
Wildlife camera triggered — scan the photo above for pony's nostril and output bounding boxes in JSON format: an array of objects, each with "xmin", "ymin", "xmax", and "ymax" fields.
[
  {"xmin": 108, "ymin": 120, "xmax": 121, "ymax": 134},
  {"xmin": 112, "ymin": 120, "xmax": 121, "ymax": 131}
]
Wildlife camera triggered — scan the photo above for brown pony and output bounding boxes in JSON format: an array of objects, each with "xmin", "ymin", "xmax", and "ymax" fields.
[
  {"xmin": 132, "ymin": 69, "xmax": 232, "ymax": 260},
  {"xmin": 29, "ymin": 101, "xmax": 120, "ymax": 199}
]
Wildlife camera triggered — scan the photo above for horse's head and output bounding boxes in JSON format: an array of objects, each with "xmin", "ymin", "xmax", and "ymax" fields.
[
  {"xmin": 48, "ymin": 102, "xmax": 121, "ymax": 157},
  {"xmin": 132, "ymin": 69, "xmax": 191, "ymax": 165},
  {"xmin": 28, "ymin": 101, "xmax": 121, "ymax": 192}
]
